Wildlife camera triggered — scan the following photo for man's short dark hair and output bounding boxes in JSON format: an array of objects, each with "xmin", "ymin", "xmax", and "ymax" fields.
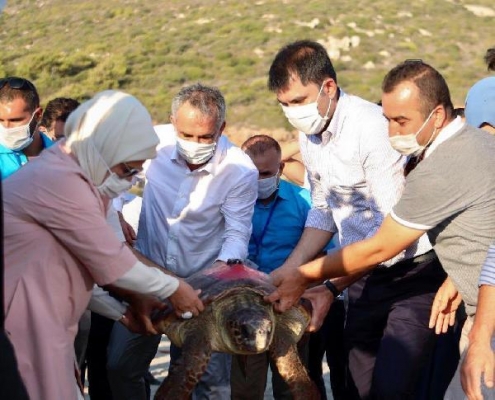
[
  {"xmin": 40, "ymin": 97, "xmax": 80, "ymax": 129},
  {"xmin": 485, "ymin": 47, "xmax": 495, "ymax": 71},
  {"xmin": 382, "ymin": 60, "xmax": 454, "ymax": 118},
  {"xmin": 241, "ymin": 134, "xmax": 281, "ymax": 158},
  {"xmin": 0, "ymin": 77, "xmax": 40, "ymax": 111},
  {"xmin": 268, "ymin": 40, "xmax": 337, "ymax": 93}
]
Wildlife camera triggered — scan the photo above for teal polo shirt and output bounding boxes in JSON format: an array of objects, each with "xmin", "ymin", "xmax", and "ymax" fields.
[
  {"xmin": 248, "ymin": 179, "xmax": 336, "ymax": 274},
  {"xmin": 0, "ymin": 132, "xmax": 53, "ymax": 180}
]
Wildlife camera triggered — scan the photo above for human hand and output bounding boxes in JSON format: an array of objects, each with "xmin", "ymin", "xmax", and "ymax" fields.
[
  {"xmin": 302, "ymin": 285, "xmax": 334, "ymax": 332},
  {"xmin": 118, "ymin": 211, "xmax": 136, "ymax": 245},
  {"xmin": 264, "ymin": 265, "xmax": 310, "ymax": 313},
  {"xmin": 120, "ymin": 292, "xmax": 168, "ymax": 335},
  {"xmin": 461, "ymin": 337, "xmax": 494, "ymax": 400},
  {"xmin": 429, "ymin": 276, "xmax": 462, "ymax": 334},
  {"xmin": 168, "ymin": 279, "xmax": 204, "ymax": 318}
]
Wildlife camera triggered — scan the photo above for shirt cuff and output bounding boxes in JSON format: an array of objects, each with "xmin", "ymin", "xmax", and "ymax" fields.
[
  {"xmin": 113, "ymin": 261, "xmax": 180, "ymax": 300},
  {"xmin": 305, "ymin": 208, "xmax": 336, "ymax": 232},
  {"xmin": 480, "ymin": 245, "xmax": 495, "ymax": 286},
  {"xmin": 88, "ymin": 285, "xmax": 127, "ymax": 321}
]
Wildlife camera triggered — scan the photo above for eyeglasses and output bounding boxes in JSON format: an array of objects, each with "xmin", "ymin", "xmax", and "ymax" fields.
[
  {"xmin": 0, "ymin": 77, "xmax": 36, "ymax": 91},
  {"xmin": 121, "ymin": 162, "xmax": 141, "ymax": 178}
]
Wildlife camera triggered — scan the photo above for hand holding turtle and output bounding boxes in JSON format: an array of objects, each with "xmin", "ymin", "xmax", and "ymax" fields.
[
  {"xmin": 168, "ymin": 279, "xmax": 204, "ymax": 318},
  {"xmin": 301, "ymin": 285, "xmax": 334, "ymax": 332},
  {"xmin": 265, "ymin": 265, "xmax": 310, "ymax": 313},
  {"xmin": 120, "ymin": 292, "xmax": 168, "ymax": 335}
]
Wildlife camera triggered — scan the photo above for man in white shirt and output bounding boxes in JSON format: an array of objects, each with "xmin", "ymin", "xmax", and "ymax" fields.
[
  {"xmin": 107, "ymin": 83, "xmax": 258, "ymax": 400},
  {"xmin": 266, "ymin": 41, "xmax": 447, "ymax": 399}
]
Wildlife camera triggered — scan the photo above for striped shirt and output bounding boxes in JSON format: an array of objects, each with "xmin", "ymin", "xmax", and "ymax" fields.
[
  {"xmin": 480, "ymin": 244, "xmax": 495, "ymax": 286},
  {"xmin": 299, "ymin": 90, "xmax": 432, "ymax": 267}
]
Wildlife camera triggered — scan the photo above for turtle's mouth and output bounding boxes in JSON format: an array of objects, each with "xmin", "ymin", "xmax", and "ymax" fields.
[
  {"xmin": 226, "ymin": 311, "xmax": 273, "ymax": 353},
  {"xmin": 216, "ymin": 293, "xmax": 275, "ymax": 354}
]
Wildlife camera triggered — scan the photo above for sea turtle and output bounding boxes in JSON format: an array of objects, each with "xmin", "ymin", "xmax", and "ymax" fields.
[{"xmin": 153, "ymin": 259, "xmax": 320, "ymax": 400}]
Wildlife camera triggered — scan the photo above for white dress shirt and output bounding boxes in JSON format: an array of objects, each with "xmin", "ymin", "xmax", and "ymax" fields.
[
  {"xmin": 300, "ymin": 90, "xmax": 432, "ymax": 266},
  {"xmin": 136, "ymin": 124, "xmax": 258, "ymax": 278}
]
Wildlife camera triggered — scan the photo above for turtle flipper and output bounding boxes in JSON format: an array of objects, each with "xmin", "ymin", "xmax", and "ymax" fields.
[
  {"xmin": 154, "ymin": 334, "xmax": 212, "ymax": 400},
  {"xmin": 269, "ymin": 335, "xmax": 320, "ymax": 400}
]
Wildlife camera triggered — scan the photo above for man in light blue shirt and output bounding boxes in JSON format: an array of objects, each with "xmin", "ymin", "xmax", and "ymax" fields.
[{"xmin": 0, "ymin": 77, "xmax": 52, "ymax": 180}]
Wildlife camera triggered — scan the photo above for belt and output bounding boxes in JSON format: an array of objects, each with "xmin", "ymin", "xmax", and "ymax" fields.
[{"xmin": 376, "ymin": 249, "xmax": 437, "ymax": 271}]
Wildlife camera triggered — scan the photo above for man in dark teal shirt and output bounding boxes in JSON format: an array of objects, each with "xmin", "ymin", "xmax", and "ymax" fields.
[{"xmin": 231, "ymin": 134, "xmax": 338, "ymax": 400}]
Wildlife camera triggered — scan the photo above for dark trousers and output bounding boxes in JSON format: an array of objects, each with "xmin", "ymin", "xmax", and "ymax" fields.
[
  {"xmin": 416, "ymin": 304, "xmax": 466, "ymax": 399},
  {"xmin": 344, "ymin": 253, "xmax": 446, "ymax": 400},
  {"xmin": 86, "ymin": 312, "xmax": 116, "ymax": 400},
  {"xmin": 230, "ymin": 335, "xmax": 309, "ymax": 400},
  {"xmin": 308, "ymin": 299, "xmax": 346, "ymax": 400},
  {"xmin": 0, "ymin": 330, "xmax": 29, "ymax": 400}
]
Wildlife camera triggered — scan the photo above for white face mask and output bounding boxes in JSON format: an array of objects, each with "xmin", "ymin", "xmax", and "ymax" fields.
[
  {"xmin": 176, "ymin": 137, "xmax": 216, "ymax": 165},
  {"xmin": 281, "ymin": 83, "xmax": 332, "ymax": 135},
  {"xmin": 258, "ymin": 173, "xmax": 279, "ymax": 199},
  {"xmin": 389, "ymin": 109, "xmax": 436, "ymax": 156},
  {"xmin": 95, "ymin": 149, "xmax": 134, "ymax": 199},
  {"xmin": 98, "ymin": 173, "xmax": 133, "ymax": 199},
  {"xmin": 0, "ymin": 111, "xmax": 36, "ymax": 151}
]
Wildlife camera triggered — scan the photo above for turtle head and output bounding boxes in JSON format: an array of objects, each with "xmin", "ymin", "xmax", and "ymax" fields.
[{"xmin": 216, "ymin": 293, "xmax": 275, "ymax": 354}]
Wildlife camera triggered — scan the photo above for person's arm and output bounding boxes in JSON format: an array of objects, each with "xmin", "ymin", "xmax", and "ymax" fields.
[
  {"xmin": 216, "ymin": 168, "xmax": 258, "ymax": 262},
  {"xmin": 267, "ymin": 215, "xmax": 424, "ymax": 311},
  {"xmin": 280, "ymin": 227, "xmax": 334, "ymax": 269},
  {"xmin": 461, "ymin": 285, "xmax": 495, "ymax": 400},
  {"xmin": 302, "ymin": 271, "xmax": 368, "ymax": 331},
  {"xmin": 461, "ymin": 244, "xmax": 495, "ymax": 399},
  {"xmin": 280, "ymin": 138, "xmax": 301, "ymax": 161}
]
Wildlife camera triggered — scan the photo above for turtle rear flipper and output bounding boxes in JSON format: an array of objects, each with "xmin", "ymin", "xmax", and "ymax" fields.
[
  {"xmin": 154, "ymin": 335, "xmax": 212, "ymax": 400},
  {"xmin": 269, "ymin": 330, "xmax": 320, "ymax": 400}
]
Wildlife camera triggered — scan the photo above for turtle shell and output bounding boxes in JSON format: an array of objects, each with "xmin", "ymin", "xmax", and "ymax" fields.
[{"xmin": 153, "ymin": 260, "xmax": 318, "ymax": 400}]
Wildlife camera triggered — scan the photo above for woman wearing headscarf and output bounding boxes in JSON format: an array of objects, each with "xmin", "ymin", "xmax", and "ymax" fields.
[{"xmin": 2, "ymin": 90, "xmax": 204, "ymax": 400}]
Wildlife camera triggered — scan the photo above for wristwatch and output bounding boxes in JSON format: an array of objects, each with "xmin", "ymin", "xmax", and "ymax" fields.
[{"xmin": 324, "ymin": 279, "xmax": 342, "ymax": 298}]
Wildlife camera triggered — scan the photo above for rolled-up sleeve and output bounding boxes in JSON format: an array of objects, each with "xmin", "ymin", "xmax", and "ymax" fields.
[
  {"xmin": 218, "ymin": 168, "xmax": 258, "ymax": 261},
  {"xmin": 480, "ymin": 243, "xmax": 495, "ymax": 286}
]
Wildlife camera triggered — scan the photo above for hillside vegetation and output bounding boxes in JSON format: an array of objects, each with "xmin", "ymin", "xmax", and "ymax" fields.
[{"xmin": 0, "ymin": 0, "xmax": 493, "ymax": 143}]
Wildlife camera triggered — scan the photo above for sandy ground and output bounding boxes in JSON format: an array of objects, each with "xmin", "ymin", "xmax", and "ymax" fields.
[{"xmin": 84, "ymin": 334, "xmax": 334, "ymax": 399}]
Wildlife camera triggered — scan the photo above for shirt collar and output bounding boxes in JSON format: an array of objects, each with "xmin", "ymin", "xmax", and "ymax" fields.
[
  {"xmin": 321, "ymin": 88, "xmax": 346, "ymax": 145},
  {"xmin": 424, "ymin": 116, "xmax": 464, "ymax": 158},
  {"xmin": 40, "ymin": 131, "xmax": 54, "ymax": 149}
]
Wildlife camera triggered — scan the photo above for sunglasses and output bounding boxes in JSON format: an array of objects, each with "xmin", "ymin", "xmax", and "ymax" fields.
[
  {"xmin": 121, "ymin": 162, "xmax": 141, "ymax": 178},
  {"xmin": 0, "ymin": 77, "xmax": 36, "ymax": 91}
]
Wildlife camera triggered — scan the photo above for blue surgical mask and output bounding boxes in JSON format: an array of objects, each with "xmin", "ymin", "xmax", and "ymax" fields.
[{"xmin": 258, "ymin": 173, "xmax": 279, "ymax": 199}]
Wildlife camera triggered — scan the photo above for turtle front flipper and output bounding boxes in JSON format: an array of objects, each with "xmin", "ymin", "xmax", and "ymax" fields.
[
  {"xmin": 268, "ymin": 301, "xmax": 319, "ymax": 399},
  {"xmin": 269, "ymin": 333, "xmax": 320, "ymax": 400},
  {"xmin": 154, "ymin": 334, "xmax": 212, "ymax": 400}
]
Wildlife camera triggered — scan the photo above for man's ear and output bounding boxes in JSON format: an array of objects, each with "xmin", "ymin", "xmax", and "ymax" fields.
[
  {"xmin": 218, "ymin": 121, "xmax": 226, "ymax": 136},
  {"xmin": 279, "ymin": 161, "xmax": 285, "ymax": 175},
  {"xmin": 33, "ymin": 107, "xmax": 43, "ymax": 122},
  {"xmin": 324, "ymin": 79, "xmax": 338, "ymax": 99},
  {"xmin": 434, "ymin": 106, "xmax": 448, "ymax": 129}
]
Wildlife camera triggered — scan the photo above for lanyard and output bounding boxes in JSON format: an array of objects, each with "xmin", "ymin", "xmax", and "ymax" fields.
[{"xmin": 252, "ymin": 197, "xmax": 278, "ymax": 260}]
